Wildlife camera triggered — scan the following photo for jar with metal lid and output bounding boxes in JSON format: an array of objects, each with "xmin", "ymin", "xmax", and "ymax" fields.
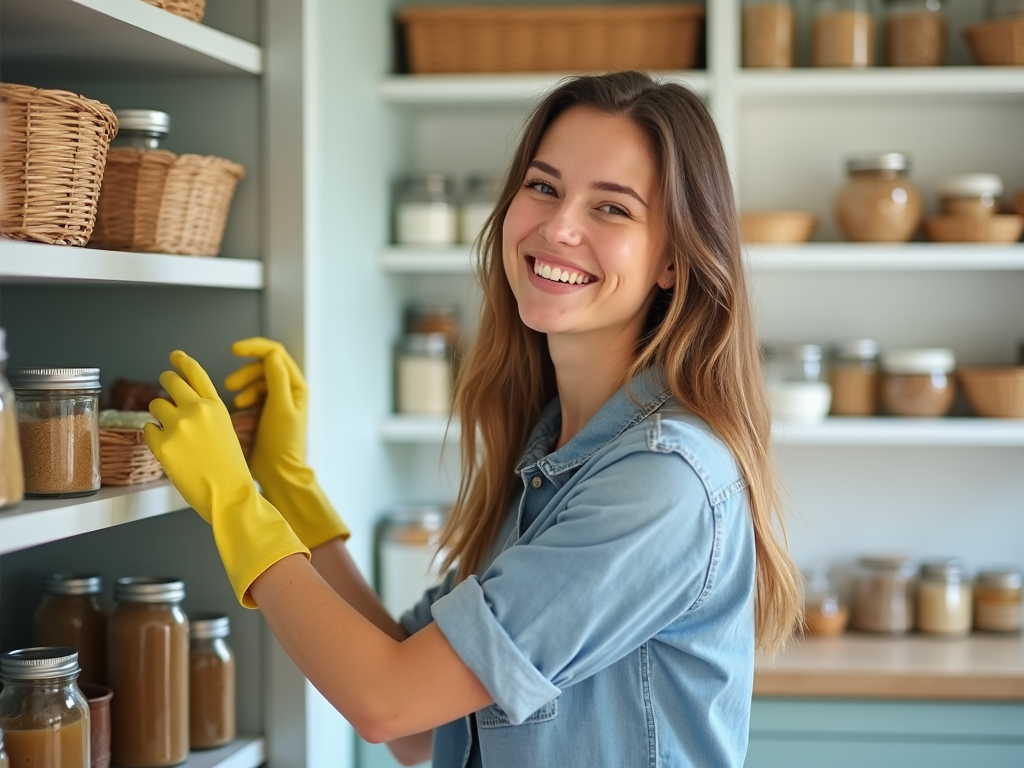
[
  {"xmin": 0, "ymin": 647, "xmax": 90, "ymax": 768},
  {"xmin": 939, "ymin": 174, "xmax": 1003, "ymax": 217},
  {"xmin": 743, "ymin": 0, "xmax": 796, "ymax": 68},
  {"xmin": 989, "ymin": 0, "xmax": 1024, "ymax": 19},
  {"xmin": 852, "ymin": 555, "xmax": 916, "ymax": 633},
  {"xmin": 974, "ymin": 568, "xmax": 1023, "ymax": 632},
  {"xmin": 763, "ymin": 344, "xmax": 832, "ymax": 423},
  {"xmin": 395, "ymin": 173, "xmax": 458, "ymax": 246},
  {"xmin": 829, "ymin": 339, "xmax": 880, "ymax": 416},
  {"xmin": 378, "ymin": 505, "xmax": 448, "ymax": 617},
  {"xmin": 10, "ymin": 368, "xmax": 101, "ymax": 498},
  {"xmin": 108, "ymin": 578, "xmax": 188, "ymax": 768},
  {"xmin": 33, "ymin": 575, "xmax": 107, "ymax": 687},
  {"xmin": 396, "ymin": 333, "xmax": 452, "ymax": 415},
  {"xmin": 812, "ymin": 0, "xmax": 876, "ymax": 67},
  {"xmin": 110, "ymin": 110, "xmax": 170, "ymax": 151},
  {"xmin": 917, "ymin": 558, "xmax": 972, "ymax": 635},
  {"xmin": 884, "ymin": 0, "xmax": 946, "ymax": 66},
  {"xmin": 189, "ymin": 614, "xmax": 235, "ymax": 750},
  {"xmin": 0, "ymin": 329, "xmax": 24, "ymax": 510},
  {"xmin": 881, "ymin": 348, "xmax": 956, "ymax": 417},
  {"xmin": 836, "ymin": 153, "xmax": 922, "ymax": 242},
  {"xmin": 460, "ymin": 174, "xmax": 499, "ymax": 245}
]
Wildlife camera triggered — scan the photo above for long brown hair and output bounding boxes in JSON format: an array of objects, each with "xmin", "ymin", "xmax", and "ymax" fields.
[{"xmin": 439, "ymin": 71, "xmax": 799, "ymax": 654}]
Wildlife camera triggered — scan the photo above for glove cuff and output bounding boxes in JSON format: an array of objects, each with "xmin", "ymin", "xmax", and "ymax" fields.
[{"xmin": 259, "ymin": 471, "xmax": 350, "ymax": 549}]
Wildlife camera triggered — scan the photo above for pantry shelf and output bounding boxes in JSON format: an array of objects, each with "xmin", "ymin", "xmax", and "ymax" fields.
[
  {"xmin": 0, "ymin": 0, "xmax": 262, "ymax": 77},
  {"xmin": 0, "ymin": 241, "xmax": 263, "ymax": 289},
  {"xmin": 0, "ymin": 479, "xmax": 187, "ymax": 556},
  {"xmin": 182, "ymin": 736, "xmax": 265, "ymax": 768}
]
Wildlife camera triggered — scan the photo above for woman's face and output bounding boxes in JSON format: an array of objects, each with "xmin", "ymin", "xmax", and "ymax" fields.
[{"xmin": 502, "ymin": 106, "xmax": 670, "ymax": 343}]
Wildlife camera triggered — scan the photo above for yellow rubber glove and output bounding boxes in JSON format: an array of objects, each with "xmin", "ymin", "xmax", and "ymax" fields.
[
  {"xmin": 144, "ymin": 350, "xmax": 309, "ymax": 608},
  {"xmin": 225, "ymin": 337, "xmax": 349, "ymax": 549}
]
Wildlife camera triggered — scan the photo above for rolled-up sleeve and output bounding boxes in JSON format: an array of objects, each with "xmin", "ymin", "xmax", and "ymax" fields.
[{"xmin": 431, "ymin": 449, "xmax": 722, "ymax": 724}]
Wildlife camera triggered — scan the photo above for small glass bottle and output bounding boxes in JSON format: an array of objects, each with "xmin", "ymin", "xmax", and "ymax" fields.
[
  {"xmin": 916, "ymin": 558, "xmax": 972, "ymax": 636},
  {"xmin": 395, "ymin": 173, "xmax": 458, "ymax": 246},
  {"xmin": 812, "ymin": 0, "xmax": 876, "ymax": 67},
  {"xmin": 110, "ymin": 110, "xmax": 170, "ymax": 151},
  {"xmin": 974, "ymin": 568, "xmax": 1023, "ymax": 632},
  {"xmin": 33, "ymin": 574, "xmax": 108, "ymax": 687},
  {"xmin": 378, "ymin": 505, "xmax": 448, "ymax": 617},
  {"xmin": 852, "ymin": 554, "xmax": 917, "ymax": 634},
  {"xmin": 0, "ymin": 329, "xmax": 24, "ymax": 510},
  {"xmin": 939, "ymin": 174, "xmax": 1003, "ymax": 218},
  {"xmin": 836, "ymin": 153, "xmax": 922, "ymax": 242},
  {"xmin": 884, "ymin": 0, "xmax": 946, "ymax": 66},
  {"xmin": 743, "ymin": 0, "xmax": 796, "ymax": 68},
  {"xmin": 9, "ymin": 368, "xmax": 101, "ymax": 498},
  {"xmin": 829, "ymin": 338, "xmax": 880, "ymax": 416},
  {"xmin": 395, "ymin": 333, "xmax": 452, "ymax": 415},
  {"xmin": 460, "ymin": 174, "xmax": 499, "ymax": 245},
  {"xmin": 880, "ymin": 348, "xmax": 956, "ymax": 417},
  {"xmin": 0, "ymin": 647, "xmax": 91, "ymax": 768},
  {"xmin": 189, "ymin": 614, "xmax": 235, "ymax": 750}
]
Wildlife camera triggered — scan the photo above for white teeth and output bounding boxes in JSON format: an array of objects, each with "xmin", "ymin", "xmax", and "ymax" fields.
[
  {"xmin": 541, "ymin": 263, "xmax": 552, "ymax": 279},
  {"xmin": 534, "ymin": 260, "xmax": 542, "ymax": 275},
  {"xmin": 532, "ymin": 258, "xmax": 592, "ymax": 285},
  {"xmin": 583, "ymin": 276, "xmax": 589, "ymax": 283},
  {"xmin": 559, "ymin": 271, "xmax": 569, "ymax": 282},
  {"xmin": 550, "ymin": 267, "xmax": 562, "ymax": 281}
]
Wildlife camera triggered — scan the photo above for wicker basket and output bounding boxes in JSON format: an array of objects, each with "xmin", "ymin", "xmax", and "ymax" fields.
[
  {"xmin": 399, "ymin": 5, "xmax": 705, "ymax": 74},
  {"xmin": 100, "ymin": 428, "xmax": 164, "ymax": 486},
  {"xmin": 740, "ymin": 211, "xmax": 817, "ymax": 243},
  {"xmin": 1, "ymin": 83, "xmax": 118, "ymax": 246},
  {"xmin": 231, "ymin": 406, "xmax": 262, "ymax": 463},
  {"xmin": 91, "ymin": 150, "xmax": 245, "ymax": 256},
  {"xmin": 924, "ymin": 214, "xmax": 1024, "ymax": 243},
  {"xmin": 958, "ymin": 366, "xmax": 1024, "ymax": 418},
  {"xmin": 965, "ymin": 16, "xmax": 1024, "ymax": 65},
  {"xmin": 142, "ymin": 0, "xmax": 206, "ymax": 23}
]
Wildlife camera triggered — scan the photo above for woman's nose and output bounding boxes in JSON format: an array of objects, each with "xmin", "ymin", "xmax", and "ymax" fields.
[{"xmin": 538, "ymin": 199, "xmax": 584, "ymax": 247}]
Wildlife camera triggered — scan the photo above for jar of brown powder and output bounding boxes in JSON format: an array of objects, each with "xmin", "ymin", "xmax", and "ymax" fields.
[
  {"xmin": 881, "ymin": 348, "xmax": 956, "ymax": 417},
  {"xmin": 829, "ymin": 338, "xmax": 880, "ymax": 416},
  {"xmin": 188, "ymin": 614, "xmax": 235, "ymax": 750},
  {"xmin": 813, "ymin": 0, "xmax": 876, "ymax": 67},
  {"xmin": 884, "ymin": 0, "xmax": 946, "ymax": 66},
  {"xmin": 33, "ymin": 574, "xmax": 107, "ymax": 687},
  {"xmin": 10, "ymin": 368, "xmax": 101, "ymax": 498},
  {"xmin": 743, "ymin": 0, "xmax": 796, "ymax": 68},
  {"xmin": 836, "ymin": 153, "xmax": 922, "ymax": 242}
]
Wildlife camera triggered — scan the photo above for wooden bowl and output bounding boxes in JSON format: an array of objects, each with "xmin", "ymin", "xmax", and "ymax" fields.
[
  {"xmin": 965, "ymin": 16, "xmax": 1024, "ymax": 65},
  {"xmin": 958, "ymin": 366, "xmax": 1024, "ymax": 418},
  {"xmin": 740, "ymin": 210, "xmax": 817, "ymax": 244},
  {"xmin": 923, "ymin": 214, "xmax": 1024, "ymax": 243}
]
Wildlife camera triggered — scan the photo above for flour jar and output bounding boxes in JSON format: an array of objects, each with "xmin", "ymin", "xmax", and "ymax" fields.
[
  {"xmin": 836, "ymin": 153, "xmax": 921, "ymax": 242},
  {"xmin": 378, "ymin": 505, "xmax": 448, "ymax": 617},
  {"xmin": 743, "ymin": 0, "xmax": 796, "ymax": 68},
  {"xmin": 763, "ymin": 344, "xmax": 832, "ymax": 423},
  {"xmin": 395, "ymin": 173, "xmax": 458, "ymax": 246},
  {"xmin": 916, "ymin": 558, "xmax": 972, "ymax": 636},
  {"xmin": 884, "ymin": 0, "xmax": 946, "ymax": 66},
  {"xmin": 396, "ymin": 333, "xmax": 452, "ymax": 415},
  {"xmin": 812, "ymin": 0, "xmax": 876, "ymax": 67}
]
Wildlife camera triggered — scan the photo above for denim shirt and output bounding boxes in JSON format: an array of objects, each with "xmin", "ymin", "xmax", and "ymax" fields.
[{"xmin": 400, "ymin": 367, "xmax": 756, "ymax": 768}]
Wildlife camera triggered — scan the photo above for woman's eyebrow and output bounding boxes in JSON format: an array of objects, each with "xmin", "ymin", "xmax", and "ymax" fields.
[{"xmin": 529, "ymin": 160, "xmax": 649, "ymax": 209}]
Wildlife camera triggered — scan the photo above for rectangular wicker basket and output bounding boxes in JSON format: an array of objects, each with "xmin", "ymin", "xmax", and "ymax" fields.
[
  {"xmin": 399, "ymin": 4, "xmax": 705, "ymax": 74},
  {"xmin": 100, "ymin": 428, "xmax": 164, "ymax": 486}
]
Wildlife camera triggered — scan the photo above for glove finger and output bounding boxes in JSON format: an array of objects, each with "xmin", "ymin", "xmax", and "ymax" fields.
[
  {"xmin": 159, "ymin": 371, "xmax": 199, "ymax": 407},
  {"xmin": 225, "ymin": 361, "xmax": 265, "ymax": 392},
  {"xmin": 264, "ymin": 351, "xmax": 295, "ymax": 410},
  {"xmin": 142, "ymin": 421, "xmax": 165, "ymax": 458},
  {"xmin": 233, "ymin": 337, "xmax": 307, "ymax": 390},
  {"xmin": 233, "ymin": 381, "xmax": 267, "ymax": 410},
  {"xmin": 170, "ymin": 350, "xmax": 220, "ymax": 401}
]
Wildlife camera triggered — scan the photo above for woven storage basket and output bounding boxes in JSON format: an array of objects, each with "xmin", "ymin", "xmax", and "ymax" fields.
[
  {"xmin": 1, "ymin": 83, "xmax": 118, "ymax": 246},
  {"xmin": 100, "ymin": 428, "xmax": 164, "ymax": 486},
  {"xmin": 958, "ymin": 367, "xmax": 1024, "ymax": 418},
  {"xmin": 740, "ymin": 211, "xmax": 817, "ymax": 243},
  {"xmin": 399, "ymin": 4, "xmax": 705, "ymax": 74},
  {"xmin": 142, "ymin": 0, "xmax": 206, "ymax": 23},
  {"xmin": 924, "ymin": 214, "xmax": 1024, "ymax": 243},
  {"xmin": 965, "ymin": 16, "xmax": 1024, "ymax": 65}
]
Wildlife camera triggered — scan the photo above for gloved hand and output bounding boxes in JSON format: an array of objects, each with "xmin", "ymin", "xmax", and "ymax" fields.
[
  {"xmin": 144, "ymin": 350, "xmax": 309, "ymax": 608},
  {"xmin": 225, "ymin": 337, "xmax": 349, "ymax": 549}
]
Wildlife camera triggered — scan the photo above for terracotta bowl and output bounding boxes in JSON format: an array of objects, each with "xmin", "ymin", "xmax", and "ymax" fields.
[
  {"xmin": 923, "ymin": 214, "xmax": 1024, "ymax": 243},
  {"xmin": 740, "ymin": 210, "xmax": 817, "ymax": 244}
]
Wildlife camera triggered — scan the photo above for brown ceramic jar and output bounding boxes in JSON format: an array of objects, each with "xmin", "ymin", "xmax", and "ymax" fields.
[{"xmin": 836, "ymin": 153, "xmax": 922, "ymax": 242}]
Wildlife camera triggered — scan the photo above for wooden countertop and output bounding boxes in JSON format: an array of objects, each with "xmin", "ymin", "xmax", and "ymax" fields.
[{"xmin": 753, "ymin": 634, "xmax": 1024, "ymax": 701}]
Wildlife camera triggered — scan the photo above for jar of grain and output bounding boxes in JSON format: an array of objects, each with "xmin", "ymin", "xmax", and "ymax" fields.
[
  {"xmin": 973, "ymin": 568, "xmax": 1023, "ymax": 632},
  {"xmin": 33, "ymin": 574, "xmax": 107, "ymax": 687},
  {"xmin": 189, "ymin": 614, "xmax": 235, "ymax": 750},
  {"xmin": 395, "ymin": 173, "xmax": 457, "ymax": 246},
  {"xmin": 110, "ymin": 110, "xmax": 170, "ymax": 151},
  {"xmin": 812, "ymin": 0, "xmax": 876, "ymax": 67},
  {"xmin": 884, "ymin": 0, "xmax": 946, "ymax": 66},
  {"xmin": 379, "ymin": 505, "xmax": 448, "ymax": 617},
  {"xmin": 829, "ymin": 338, "xmax": 880, "ymax": 416},
  {"xmin": 939, "ymin": 174, "xmax": 1003, "ymax": 218},
  {"xmin": 852, "ymin": 554, "xmax": 916, "ymax": 633},
  {"xmin": 460, "ymin": 174, "xmax": 499, "ymax": 245},
  {"xmin": 395, "ymin": 333, "xmax": 452, "ymax": 416},
  {"xmin": 10, "ymin": 368, "xmax": 101, "ymax": 498},
  {"xmin": 880, "ymin": 348, "xmax": 956, "ymax": 417},
  {"xmin": 743, "ymin": 0, "xmax": 796, "ymax": 68},
  {"xmin": 836, "ymin": 153, "xmax": 922, "ymax": 242},
  {"xmin": 0, "ymin": 329, "xmax": 24, "ymax": 510},
  {"xmin": 0, "ymin": 647, "xmax": 91, "ymax": 768},
  {"xmin": 917, "ymin": 558, "xmax": 972, "ymax": 635}
]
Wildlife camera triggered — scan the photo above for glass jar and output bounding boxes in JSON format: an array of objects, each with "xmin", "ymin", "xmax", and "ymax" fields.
[
  {"xmin": 974, "ymin": 568, "xmax": 1023, "ymax": 632},
  {"xmin": 395, "ymin": 173, "xmax": 458, "ymax": 246},
  {"xmin": 763, "ymin": 343, "xmax": 825, "ymax": 383},
  {"xmin": 836, "ymin": 153, "xmax": 922, "ymax": 242},
  {"xmin": 108, "ymin": 578, "xmax": 189, "ymax": 768},
  {"xmin": 378, "ymin": 505, "xmax": 448, "ymax": 617},
  {"xmin": 829, "ymin": 338, "xmax": 880, "ymax": 416},
  {"xmin": 884, "ymin": 0, "xmax": 946, "ymax": 66},
  {"xmin": 9, "ymin": 368, "xmax": 101, "ymax": 498},
  {"xmin": 406, "ymin": 305, "xmax": 461, "ymax": 353},
  {"xmin": 743, "ymin": 0, "xmax": 796, "ymax": 68},
  {"xmin": 110, "ymin": 110, "xmax": 170, "ymax": 151},
  {"xmin": 880, "ymin": 348, "xmax": 956, "ymax": 417},
  {"xmin": 0, "ymin": 329, "xmax": 24, "ymax": 510},
  {"xmin": 916, "ymin": 558, "xmax": 972, "ymax": 635},
  {"xmin": 460, "ymin": 174, "xmax": 499, "ymax": 245},
  {"xmin": 395, "ymin": 333, "xmax": 452, "ymax": 416},
  {"xmin": 763, "ymin": 344, "xmax": 832, "ymax": 423},
  {"xmin": 812, "ymin": 0, "xmax": 876, "ymax": 67},
  {"xmin": 939, "ymin": 174, "xmax": 1003, "ymax": 218},
  {"xmin": 802, "ymin": 562, "xmax": 850, "ymax": 635},
  {"xmin": 189, "ymin": 614, "xmax": 235, "ymax": 750},
  {"xmin": 33, "ymin": 574, "xmax": 107, "ymax": 687},
  {"xmin": 852, "ymin": 554, "xmax": 916, "ymax": 633},
  {"xmin": 0, "ymin": 647, "xmax": 90, "ymax": 768}
]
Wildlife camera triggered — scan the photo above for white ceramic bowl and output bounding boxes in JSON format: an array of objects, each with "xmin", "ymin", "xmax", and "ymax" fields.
[{"xmin": 769, "ymin": 381, "xmax": 832, "ymax": 423}]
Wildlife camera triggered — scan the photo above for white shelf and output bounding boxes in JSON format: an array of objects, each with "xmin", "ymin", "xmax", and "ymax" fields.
[
  {"xmin": 0, "ymin": 241, "xmax": 263, "ymax": 289},
  {"xmin": 182, "ymin": 736, "xmax": 265, "ymax": 768},
  {"xmin": 0, "ymin": 0, "xmax": 262, "ymax": 76},
  {"xmin": 0, "ymin": 479, "xmax": 187, "ymax": 556}
]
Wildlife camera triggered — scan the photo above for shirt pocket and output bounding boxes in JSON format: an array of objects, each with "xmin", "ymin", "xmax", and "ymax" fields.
[{"xmin": 476, "ymin": 698, "xmax": 558, "ymax": 729}]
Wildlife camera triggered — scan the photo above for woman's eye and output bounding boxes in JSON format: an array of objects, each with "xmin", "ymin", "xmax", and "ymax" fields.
[
  {"xmin": 526, "ymin": 180, "xmax": 556, "ymax": 196},
  {"xmin": 599, "ymin": 203, "xmax": 630, "ymax": 217}
]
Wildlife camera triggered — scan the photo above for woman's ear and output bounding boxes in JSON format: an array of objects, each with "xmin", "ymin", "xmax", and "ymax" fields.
[{"xmin": 658, "ymin": 264, "xmax": 676, "ymax": 291}]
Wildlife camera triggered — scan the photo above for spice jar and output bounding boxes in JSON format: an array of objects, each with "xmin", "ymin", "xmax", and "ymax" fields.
[
  {"xmin": 829, "ymin": 338, "xmax": 880, "ymax": 416},
  {"xmin": 0, "ymin": 329, "xmax": 24, "ymax": 510},
  {"xmin": 0, "ymin": 647, "xmax": 91, "ymax": 768},
  {"xmin": 110, "ymin": 110, "xmax": 170, "ymax": 151},
  {"xmin": 189, "ymin": 614, "xmax": 235, "ymax": 750},
  {"xmin": 917, "ymin": 558, "xmax": 972, "ymax": 635},
  {"xmin": 852, "ymin": 555, "xmax": 916, "ymax": 633},
  {"xmin": 108, "ymin": 578, "xmax": 188, "ymax": 768},
  {"xmin": 974, "ymin": 568, "xmax": 1023, "ymax": 632},
  {"xmin": 10, "ymin": 368, "xmax": 101, "ymax": 498},
  {"xmin": 836, "ymin": 153, "xmax": 922, "ymax": 242},
  {"xmin": 460, "ymin": 174, "xmax": 499, "ymax": 244},
  {"xmin": 379, "ymin": 505, "xmax": 448, "ymax": 617},
  {"xmin": 881, "ymin": 348, "xmax": 956, "ymax": 417},
  {"xmin": 812, "ymin": 0, "xmax": 876, "ymax": 67},
  {"xmin": 939, "ymin": 174, "xmax": 1003, "ymax": 218},
  {"xmin": 396, "ymin": 333, "xmax": 452, "ymax": 416},
  {"xmin": 802, "ymin": 562, "xmax": 850, "ymax": 636},
  {"xmin": 763, "ymin": 344, "xmax": 832, "ymax": 423},
  {"xmin": 395, "ymin": 173, "xmax": 458, "ymax": 246},
  {"xmin": 33, "ymin": 574, "xmax": 107, "ymax": 687},
  {"xmin": 743, "ymin": 0, "xmax": 796, "ymax": 68},
  {"xmin": 884, "ymin": 0, "xmax": 946, "ymax": 66}
]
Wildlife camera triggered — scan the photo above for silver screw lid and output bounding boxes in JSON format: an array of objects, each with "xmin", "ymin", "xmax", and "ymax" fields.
[
  {"xmin": 833, "ymin": 338, "xmax": 880, "ymax": 361},
  {"xmin": 189, "ymin": 613, "xmax": 231, "ymax": 640},
  {"xmin": 859, "ymin": 554, "xmax": 916, "ymax": 574},
  {"xmin": 846, "ymin": 152, "xmax": 910, "ymax": 174},
  {"xmin": 921, "ymin": 558, "xmax": 966, "ymax": 581},
  {"xmin": 114, "ymin": 109, "xmax": 170, "ymax": 135},
  {"xmin": 400, "ymin": 333, "xmax": 450, "ymax": 358},
  {"xmin": 8, "ymin": 367, "xmax": 102, "ymax": 392},
  {"xmin": 115, "ymin": 576, "xmax": 185, "ymax": 604},
  {"xmin": 0, "ymin": 647, "xmax": 80, "ymax": 681},
  {"xmin": 42, "ymin": 574, "xmax": 103, "ymax": 596},
  {"xmin": 762, "ymin": 343, "xmax": 824, "ymax": 363}
]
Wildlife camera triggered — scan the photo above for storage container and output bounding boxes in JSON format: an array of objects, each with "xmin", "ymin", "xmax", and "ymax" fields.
[
  {"xmin": 396, "ymin": 333, "xmax": 453, "ymax": 416},
  {"xmin": 880, "ymin": 348, "xmax": 956, "ymax": 417},
  {"xmin": 852, "ymin": 555, "xmax": 917, "ymax": 634},
  {"xmin": 973, "ymin": 568, "xmax": 1023, "ymax": 632},
  {"xmin": 379, "ymin": 505, "xmax": 448, "ymax": 617},
  {"xmin": 916, "ymin": 558, "xmax": 972, "ymax": 635},
  {"xmin": 764, "ymin": 344, "xmax": 832, "ymax": 423},
  {"xmin": 189, "ymin": 614, "xmax": 235, "ymax": 750},
  {"xmin": 79, "ymin": 685, "xmax": 113, "ymax": 768},
  {"xmin": 836, "ymin": 152, "xmax": 922, "ymax": 242},
  {"xmin": 0, "ymin": 329, "xmax": 23, "ymax": 510},
  {"xmin": 965, "ymin": 0, "xmax": 1024, "ymax": 65},
  {"xmin": 812, "ymin": 0, "xmax": 876, "ymax": 67},
  {"xmin": 829, "ymin": 338, "xmax": 880, "ymax": 416},
  {"xmin": 460, "ymin": 174, "xmax": 499, "ymax": 245},
  {"xmin": 884, "ymin": 0, "xmax": 946, "ymax": 66},
  {"xmin": 395, "ymin": 174, "xmax": 458, "ymax": 246},
  {"xmin": 958, "ymin": 366, "xmax": 1024, "ymax": 418},
  {"xmin": 939, "ymin": 174, "xmax": 1002, "ymax": 217},
  {"xmin": 739, "ymin": 210, "xmax": 817, "ymax": 243},
  {"xmin": 743, "ymin": 0, "xmax": 796, "ymax": 68},
  {"xmin": 802, "ymin": 562, "xmax": 849, "ymax": 636},
  {"xmin": 33, "ymin": 574, "xmax": 107, "ymax": 687}
]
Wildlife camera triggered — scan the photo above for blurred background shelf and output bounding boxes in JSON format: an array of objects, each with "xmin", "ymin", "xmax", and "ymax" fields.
[{"xmin": 182, "ymin": 736, "xmax": 265, "ymax": 768}]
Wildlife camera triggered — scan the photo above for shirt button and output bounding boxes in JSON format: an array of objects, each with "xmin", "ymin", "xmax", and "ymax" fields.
[{"xmin": 531, "ymin": 476, "xmax": 543, "ymax": 489}]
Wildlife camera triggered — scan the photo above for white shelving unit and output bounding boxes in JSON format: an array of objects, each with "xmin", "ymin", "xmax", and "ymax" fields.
[{"xmin": 176, "ymin": 736, "xmax": 265, "ymax": 768}]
